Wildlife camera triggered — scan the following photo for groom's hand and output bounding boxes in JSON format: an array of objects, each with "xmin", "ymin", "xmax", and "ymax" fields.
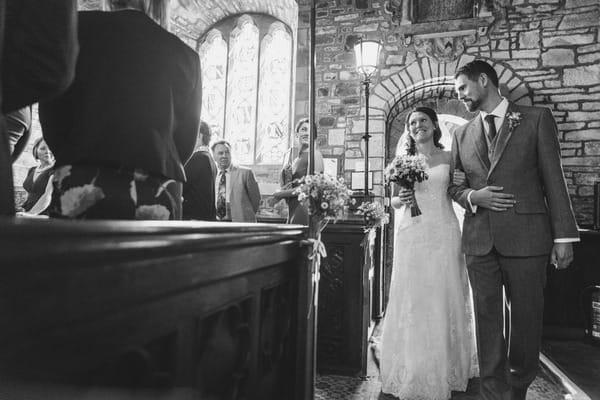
[
  {"xmin": 470, "ymin": 186, "xmax": 516, "ymax": 211},
  {"xmin": 550, "ymin": 242, "xmax": 573, "ymax": 270}
]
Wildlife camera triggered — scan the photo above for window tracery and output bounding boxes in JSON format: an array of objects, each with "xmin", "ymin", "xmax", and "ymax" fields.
[{"xmin": 198, "ymin": 15, "xmax": 294, "ymax": 167}]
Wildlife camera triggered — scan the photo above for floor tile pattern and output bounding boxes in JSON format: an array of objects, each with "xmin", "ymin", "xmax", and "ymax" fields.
[{"xmin": 316, "ymin": 369, "xmax": 567, "ymax": 400}]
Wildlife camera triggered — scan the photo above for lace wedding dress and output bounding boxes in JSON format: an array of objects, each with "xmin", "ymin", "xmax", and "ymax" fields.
[{"xmin": 380, "ymin": 163, "xmax": 478, "ymax": 400}]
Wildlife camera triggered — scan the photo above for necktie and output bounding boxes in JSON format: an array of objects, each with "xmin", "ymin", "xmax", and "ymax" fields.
[
  {"xmin": 484, "ymin": 114, "xmax": 497, "ymax": 140},
  {"xmin": 216, "ymin": 170, "xmax": 226, "ymax": 220}
]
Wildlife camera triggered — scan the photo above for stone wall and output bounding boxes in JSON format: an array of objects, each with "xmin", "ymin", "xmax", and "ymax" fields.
[
  {"xmin": 297, "ymin": 0, "xmax": 600, "ymax": 227},
  {"xmin": 16, "ymin": 0, "xmax": 599, "ymax": 225}
]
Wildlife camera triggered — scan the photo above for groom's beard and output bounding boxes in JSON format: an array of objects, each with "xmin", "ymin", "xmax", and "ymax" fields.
[{"xmin": 462, "ymin": 98, "xmax": 481, "ymax": 112}]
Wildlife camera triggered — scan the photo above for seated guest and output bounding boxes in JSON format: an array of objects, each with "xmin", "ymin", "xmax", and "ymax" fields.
[
  {"xmin": 19, "ymin": 137, "xmax": 54, "ymax": 214},
  {"xmin": 38, "ymin": 0, "xmax": 202, "ymax": 220},
  {"xmin": 211, "ymin": 140, "xmax": 261, "ymax": 223},
  {"xmin": 276, "ymin": 118, "xmax": 323, "ymax": 225},
  {"xmin": 183, "ymin": 121, "xmax": 217, "ymax": 220}
]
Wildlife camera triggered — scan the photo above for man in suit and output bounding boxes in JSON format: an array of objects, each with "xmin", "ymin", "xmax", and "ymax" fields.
[
  {"xmin": 183, "ymin": 121, "xmax": 217, "ymax": 220},
  {"xmin": 449, "ymin": 60, "xmax": 579, "ymax": 400},
  {"xmin": 39, "ymin": 0, "xmax": 201, "ymax": 220},
  {"xmin": 211, "ymin": 139, "xmax": 260, "ymax": 223},
  {"xmin": 0, "ymin": 0, "xmax": 77, "ymax": 215}
]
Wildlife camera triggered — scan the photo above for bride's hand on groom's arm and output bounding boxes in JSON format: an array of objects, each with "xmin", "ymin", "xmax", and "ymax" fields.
[
  {"xmin": 470, "ymin": 186, "xmax": 516, "ymax": 211},
  {"xmin": 452, "ymin": 170, "xmax": 467, "ymax": 186}
]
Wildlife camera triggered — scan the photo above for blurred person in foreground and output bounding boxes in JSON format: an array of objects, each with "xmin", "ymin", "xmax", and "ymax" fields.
[
  {"xmin": 39, "ymin": 0, "xmax": 202, "ymax": 220},
  {"xmin": 7, "ymin": 106, "xmax": 32, "ymax": 162},
  {"xmin": 0, "ymin": 0, "xmax": 77, "ymax": 215}
]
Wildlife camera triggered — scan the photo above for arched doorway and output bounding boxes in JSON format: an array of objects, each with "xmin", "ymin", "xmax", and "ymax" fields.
[{"xmin": 369, "ymin": 59, "xmax": 533, "ymax": 312}]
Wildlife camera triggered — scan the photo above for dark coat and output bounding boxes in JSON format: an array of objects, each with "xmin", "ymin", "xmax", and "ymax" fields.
[
  {"xmin": 0, "ymin": 0, "xmax": 77, "ymax": 214},
  {"xmin": 39, "ymin": 10, "xmax": 202, "ymax": 183},
  {"xmin": 183, "ymin": 149, "xmax": 217, "ymax": 221}
]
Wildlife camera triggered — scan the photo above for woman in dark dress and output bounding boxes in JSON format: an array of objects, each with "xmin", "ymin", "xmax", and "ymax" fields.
[
  {"xmin": 277, "ymin": 118, "xmax": 324, "ymax": 224},
  {"xmin": 20, "ymin": 137, "xmax": 54, "ymax": 214}
]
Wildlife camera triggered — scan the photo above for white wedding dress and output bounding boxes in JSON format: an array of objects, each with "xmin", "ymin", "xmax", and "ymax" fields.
[{"xmin": 380, "ymin": 163, "xmax": 478, "ymax": 400}]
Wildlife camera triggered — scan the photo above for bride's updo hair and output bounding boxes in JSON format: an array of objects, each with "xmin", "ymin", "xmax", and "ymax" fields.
[{"xmin": 404, "ymin": 106, "xmax": 444, "ymax": 155}]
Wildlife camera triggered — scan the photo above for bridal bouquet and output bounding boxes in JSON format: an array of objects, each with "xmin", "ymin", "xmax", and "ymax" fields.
[
  {"xmin": 356, "ymin": 201, "xmax": 389, "ymax": 232},
  {"xmin": 384, "ymin": 154, "xmax": 428, "ymax": 217}
]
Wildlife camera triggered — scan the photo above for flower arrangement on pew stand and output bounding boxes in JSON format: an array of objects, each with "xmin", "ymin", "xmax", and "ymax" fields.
[
  {"xmin": 356, "ymin": 200, "xmax": 389, "ymax": 249},
  {"xmin": 294, "ymin": 174, "xmax": 350, "ymax": 316},
  {"xmin": 295, "ymin": 173, "xmax": 350, "ymax": 244}
]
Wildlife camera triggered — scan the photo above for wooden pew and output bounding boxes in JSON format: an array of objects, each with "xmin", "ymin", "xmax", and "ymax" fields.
[{"xmin": 0, "ymin": 218, "xmax": 312, "ymax": 400}]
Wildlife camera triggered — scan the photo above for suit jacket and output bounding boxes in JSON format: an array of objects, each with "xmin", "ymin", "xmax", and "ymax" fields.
[
  {"xmin": 39, "ymin": 10, "xmax": 201, "ymax": 183},
  {"xmin": 229, "ymin": 165, "xmax": 261, "ymax": 223},
  {"xmin": 448, "ymin": 102, "xmax": 579, "ymax": 256},
  {"xmin": 0, "ymin": 0, "xmax": 77, "ymax": 214},
  {"xmin": 183, "ymin": 149, "xmax": 217, "ymax": 220}
]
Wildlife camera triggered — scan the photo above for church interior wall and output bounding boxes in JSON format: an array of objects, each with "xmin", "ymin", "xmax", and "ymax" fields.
[
  {"xmin": 13, "ymin": 0, "xmax": 599, "ymax": 226},
  {"xmin": 296, "ymin": 0, "xmax": 600, "ymax": 227}
]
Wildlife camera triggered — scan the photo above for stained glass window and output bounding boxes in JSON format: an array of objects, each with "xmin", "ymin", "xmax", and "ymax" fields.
[
  {"xmin": 256, "ymin": 22, "xmax": 292, "ymax": 165},
  {"xmin": 199, "ymin": 30, "xmax": 227, "ymax": 142},
  {"xmin": 198, "ymin": 14, "xmax": 293, "ymax": 167},
  {"xmin": 224, "ymin": 15, "xmax": 259, "ymax": 165}
]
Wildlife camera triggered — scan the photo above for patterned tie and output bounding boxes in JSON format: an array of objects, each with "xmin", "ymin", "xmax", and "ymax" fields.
[
  {"xmin": 216, "ymin": 170, "xmax": 226, "ymax": 220},
  {"xmin": 484, "ymin": 114, "xmax": 497, "ymax": 140}
]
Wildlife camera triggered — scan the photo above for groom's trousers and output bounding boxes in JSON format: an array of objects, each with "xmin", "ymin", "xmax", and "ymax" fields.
[{"xmin": 466, "ymin": 248, "xmax": 547, "ymax": 400}]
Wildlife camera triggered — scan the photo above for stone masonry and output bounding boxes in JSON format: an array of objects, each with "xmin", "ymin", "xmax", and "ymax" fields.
[
  {"xmin": 297, "ymin": 0, "xmax": 600, "ymax": 227},
  {"xmin": 15, "ymin": 0, "xmax": 600, "ymax": 226}
]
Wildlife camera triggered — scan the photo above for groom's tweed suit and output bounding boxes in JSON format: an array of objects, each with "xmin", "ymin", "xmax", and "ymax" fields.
[{"xmin": 448, "ymin": 102, "xmax": 579, "ymax": 400}]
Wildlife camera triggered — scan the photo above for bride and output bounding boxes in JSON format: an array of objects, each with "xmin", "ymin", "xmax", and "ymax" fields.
[{"xmin": 379, "ymin": 107, "xmax": 478, "ymax": 399}]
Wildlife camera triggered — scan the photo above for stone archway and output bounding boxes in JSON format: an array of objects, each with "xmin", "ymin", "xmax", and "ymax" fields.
[
  {"xmin": 366, "ymin": 55, "xmax": 533, "ymax": 308},
  {"xmin": 362, "ymin": 55, "xmax": 534, "ymax": 189}
]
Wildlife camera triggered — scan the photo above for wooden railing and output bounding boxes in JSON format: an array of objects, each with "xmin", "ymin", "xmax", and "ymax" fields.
[{"xmin": 0, "ymin": 218, "xmax": 312, "ymax": 400}]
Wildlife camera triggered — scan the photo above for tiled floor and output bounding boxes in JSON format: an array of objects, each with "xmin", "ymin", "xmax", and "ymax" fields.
[
  {"xmin": 316, "ymin": 357, "xmax": 567, "ymax": 400},
  {"xmin": 315, "ymin": 321, "xmax": 572, "ymax": 400}
]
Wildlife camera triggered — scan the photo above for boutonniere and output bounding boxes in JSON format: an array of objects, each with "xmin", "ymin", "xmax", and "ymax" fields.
[{"xmin": 507, "ymin": 111, "xmax": 522, "ymax": 132}]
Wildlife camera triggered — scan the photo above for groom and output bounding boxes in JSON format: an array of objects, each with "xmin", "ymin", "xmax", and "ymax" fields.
[{"xmin": 448, "ymin": 60, "xmax": 579, "ymax": 400}]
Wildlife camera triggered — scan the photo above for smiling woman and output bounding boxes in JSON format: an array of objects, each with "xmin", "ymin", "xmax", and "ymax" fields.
[{"xmin": 382, "ymin": 106, "xmax": 479, "ymax": 399}]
